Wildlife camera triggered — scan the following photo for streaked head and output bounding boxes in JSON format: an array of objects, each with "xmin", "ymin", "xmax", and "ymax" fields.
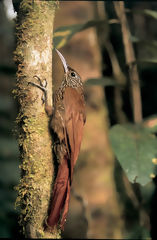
[{"xmin": 55, "ymin": 48, "xmax": 83, "ymax": 87}]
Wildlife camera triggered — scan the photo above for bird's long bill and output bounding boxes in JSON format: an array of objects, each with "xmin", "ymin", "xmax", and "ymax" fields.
[{"xmin": 55, "ymin": 48, "xmax": 68, "ymax": 73}]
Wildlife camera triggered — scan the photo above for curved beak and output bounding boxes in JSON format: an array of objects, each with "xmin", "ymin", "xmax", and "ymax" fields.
[{"xmin": 55, "ymin": 48, "xmax": 68, "ymax": 73}]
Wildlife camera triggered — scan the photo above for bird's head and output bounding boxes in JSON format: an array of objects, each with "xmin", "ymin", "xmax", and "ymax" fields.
[{"xmin": 55, "ymin": 48, "xmax": 83, "ymax": 88}]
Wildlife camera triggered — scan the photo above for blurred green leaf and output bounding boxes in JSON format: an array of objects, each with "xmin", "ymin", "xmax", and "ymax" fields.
[
  {"xmin": 53, "ymin": 20, "xmax": 104, "ymax": 49},
  {"xmin": 109, "ymin": 124, "xmax": 157, "ymax": 186},
  {"xmin": 131, "ymin": 38, "xmax": 157, "ymax": 64},
  {"xmin": 131, "ymin": 35, "xmax": 157, "ymax": 47},
  {"xmin": 85, "ymin": 77, "xmax": 117, "ymax": 87},
  {"xmin": 132, "ymin": 9, "xmax": 157, "ymax": 20},
  {"xmin": 53, "ymin": 18, "xmax": 121, "ymax": 49},
  {"xmin": 143, "ymin": 9, "xmax": 157, "ymax": 20},
  {"xmin": 138, "ymin": 58, "xmax": 157, "ymax": 63}
]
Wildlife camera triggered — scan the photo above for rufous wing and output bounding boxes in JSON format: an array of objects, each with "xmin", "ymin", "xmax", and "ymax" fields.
[
  {"xmin": 46, "ymin": 87, "xmax": 85, "ymax": 231},
  {"xmin": 63, "ymin": 87, "xmax": 86, "ymax": 182}
]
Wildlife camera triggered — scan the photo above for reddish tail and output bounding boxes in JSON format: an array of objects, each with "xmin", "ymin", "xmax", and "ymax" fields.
[{"xmin": 46, "ymin": 155, "xmax": 71, "ymax": 230}]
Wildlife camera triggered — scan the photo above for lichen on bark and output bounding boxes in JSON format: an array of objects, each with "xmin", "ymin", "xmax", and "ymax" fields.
[{"xmin": 13, "ymin": 0, "xmax": 59, "ymax": 238}]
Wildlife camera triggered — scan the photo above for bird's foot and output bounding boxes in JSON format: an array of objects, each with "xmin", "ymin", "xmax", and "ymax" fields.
[{"xmin": 28, "ymin": 75, "xmax": 48, "ymax": 104}]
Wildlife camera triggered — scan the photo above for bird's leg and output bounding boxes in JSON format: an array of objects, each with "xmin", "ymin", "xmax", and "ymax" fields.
[
  {"xmin": 28, "ymin": 76, "xmax": 53, "ymax": 116},
  {"xmin": 29, "ymin": 75, "xmax": 48, "ymax": 104}
]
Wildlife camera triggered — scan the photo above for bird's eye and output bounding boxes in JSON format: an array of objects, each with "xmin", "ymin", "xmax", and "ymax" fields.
[{"xmin": 71, "ymin": 72, "xmax": 76, "ymax": 77}]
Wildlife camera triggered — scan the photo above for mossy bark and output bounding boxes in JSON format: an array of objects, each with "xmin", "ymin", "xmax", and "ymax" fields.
[{"xmin": 13, "ymin": 0, "xmax": 59, "ymax": 238}]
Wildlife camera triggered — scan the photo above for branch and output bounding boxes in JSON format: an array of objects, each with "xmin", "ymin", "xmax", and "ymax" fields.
[
  {"xmin": 114, "ymin": 2, "xmax": 143, "ymax": 124},
  {"xmin": 94, "ymin": 1, "xmax": 127, "ymax": 123}
]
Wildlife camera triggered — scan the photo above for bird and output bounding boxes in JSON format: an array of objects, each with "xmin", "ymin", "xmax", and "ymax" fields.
[{"xmin": 29, "ymin": 49, "xmax": 86, "ymax": 231}]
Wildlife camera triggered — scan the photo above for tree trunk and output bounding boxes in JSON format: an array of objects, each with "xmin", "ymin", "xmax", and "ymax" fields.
[{"xmin": 13, "ymin": 0, "xmax": 59, "ymax": 238}]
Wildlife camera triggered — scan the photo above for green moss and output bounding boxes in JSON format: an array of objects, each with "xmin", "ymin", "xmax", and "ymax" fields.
[
  {"xmin": 20, "ymin": 0, "xmax": 33, "ymax": 12},
  {"xmin": 15, "ymin": 113, "xmax": 53, "ymax": 234},
  {"xmin": 14, "ymin": 0, "xmax": 58, "ymax": 237}
]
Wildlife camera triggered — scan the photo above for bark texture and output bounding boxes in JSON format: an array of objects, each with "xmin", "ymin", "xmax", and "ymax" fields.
[{"xmin": 13, "ymin": 0, "xmax": 59, "ymax": 238}]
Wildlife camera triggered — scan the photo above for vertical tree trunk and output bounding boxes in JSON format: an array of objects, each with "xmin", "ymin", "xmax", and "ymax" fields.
[{"xmin": 13, "ymin": 0, "xmax": 59, "ymax": 238}]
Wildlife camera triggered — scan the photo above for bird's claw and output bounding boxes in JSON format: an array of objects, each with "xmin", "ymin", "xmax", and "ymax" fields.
[{"xmin": 28, "ymin": 76, "xmax": 48, "ymax": 104}]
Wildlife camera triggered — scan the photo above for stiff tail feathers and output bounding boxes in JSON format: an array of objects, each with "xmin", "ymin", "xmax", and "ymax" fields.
[{"xmin": 46, "ymin": 155, "xmax": 70, "ymax": 230}]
